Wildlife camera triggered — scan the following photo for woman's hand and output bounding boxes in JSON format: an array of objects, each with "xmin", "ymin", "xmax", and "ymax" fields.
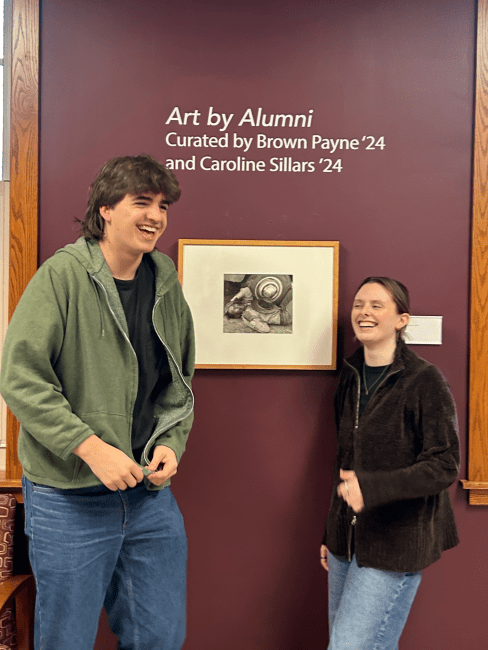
[
  {"xmin": 320, "ymin": 544, "xmax": 329, "ymax": 571},
  {"xmin": 337, "ymin": 469, "xmax": 365, "ymax": 513}
]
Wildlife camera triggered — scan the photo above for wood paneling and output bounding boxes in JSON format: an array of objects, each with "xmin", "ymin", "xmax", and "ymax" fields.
[
  {"xmin": 5, "ymin": 0, "xmax": 39, "ymax": 481},
  {"xmin": 464, "ymin": 0, "xmax": 488, "ymax": 505}
]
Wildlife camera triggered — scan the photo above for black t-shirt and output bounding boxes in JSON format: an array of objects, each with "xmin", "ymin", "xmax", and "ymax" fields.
[
  {"xmin": 114, "ymin": 255, "xmax": 172, "ymax": 463},
  {"xmin": 359, "ymin": 363, "xmax": 391, "ymax": 418}
]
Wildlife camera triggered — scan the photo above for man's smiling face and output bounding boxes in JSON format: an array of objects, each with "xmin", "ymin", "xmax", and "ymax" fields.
[{"xmin": 99, "ymin": 192, "xmax": 168, "ymax": 261}]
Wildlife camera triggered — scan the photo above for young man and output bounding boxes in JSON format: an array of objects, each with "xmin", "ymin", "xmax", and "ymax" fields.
[{"xmin": 0, "ymin": 155, "xmax": 195, "ymax": 650}]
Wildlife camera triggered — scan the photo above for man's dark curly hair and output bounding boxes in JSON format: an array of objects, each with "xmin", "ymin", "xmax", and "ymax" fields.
[{"xmin": 79, "ymin": 154, "xmax": 181, "ymax": 240}]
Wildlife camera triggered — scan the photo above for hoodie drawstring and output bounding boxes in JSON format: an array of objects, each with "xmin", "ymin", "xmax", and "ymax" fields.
[{"xmin": 89, "ymin": 275, "xmax": 105, "ymax": 337}]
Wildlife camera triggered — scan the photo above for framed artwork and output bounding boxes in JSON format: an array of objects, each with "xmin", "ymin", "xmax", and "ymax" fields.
[{"xmin": 178, "ymin": 239, "xmax": 339, "ymax": 370}]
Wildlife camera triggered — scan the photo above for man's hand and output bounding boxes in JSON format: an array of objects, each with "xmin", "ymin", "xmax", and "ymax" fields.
[
  {"xmin": 73, "ymin": 435, "xmax": 144, "ymax": 491},
  {"xmin": 230, "ymin": 287, "xmax": 252, "ymax": 303},
  {"xmin": 145, "ymin": 445, "xmax": 178, "ymax": 486},
  {"xmin": 337, "ymin": 469, "xmax": 365, "ymax": 513}
]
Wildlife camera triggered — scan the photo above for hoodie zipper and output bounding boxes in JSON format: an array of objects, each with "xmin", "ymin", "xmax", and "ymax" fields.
[
  {"xmin": 93, "ymin": 277, "xmax": 194, "ymax": 468},
  {"xmin": 92, "ymin": 277, "xmax": 139, "ymax": 449},
  {"xmin": 92, "ymin": 276, "xmax": 135, "ymax": 350},
  {"xmin": 142, "ymin": 296, "xmax": 195, "ymax": 466}
]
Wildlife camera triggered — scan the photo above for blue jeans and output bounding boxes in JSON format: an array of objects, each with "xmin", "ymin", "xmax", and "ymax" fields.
[
  {"xmin": 328, "ymin": 553, "xmax": 422, "ymax": 650},
  {"xmin": 22, "ymin": 477, "xmax": 187, "ymax": 650}
]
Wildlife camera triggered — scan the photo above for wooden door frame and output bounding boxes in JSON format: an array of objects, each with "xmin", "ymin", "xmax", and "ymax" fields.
[{"xmin": 4, "ymin": 0, "xmax": 39, "ymax": 483}]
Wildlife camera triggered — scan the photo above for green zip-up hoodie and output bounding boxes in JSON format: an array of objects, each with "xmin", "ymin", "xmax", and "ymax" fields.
[{"xmin": 0, "ymin": 238, "xmax": 195, "ymax": 490}]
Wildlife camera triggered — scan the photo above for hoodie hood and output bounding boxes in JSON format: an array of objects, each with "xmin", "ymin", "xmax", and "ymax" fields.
[{"xmin": 56, "ymin": 237, "xmax": 180, "ymax": 298}]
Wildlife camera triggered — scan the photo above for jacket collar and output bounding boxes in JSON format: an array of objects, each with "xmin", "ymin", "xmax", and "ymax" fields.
[
  {"xmin": 344, "ymin": 339, "xmax": 410, "ymax": 375},
  {"xmin": 57, "ymin": 238, "xmax": 179, "ymax": 298}
]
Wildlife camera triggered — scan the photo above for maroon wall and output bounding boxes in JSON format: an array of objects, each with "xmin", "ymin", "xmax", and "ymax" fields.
[{"xmin": 39, "ymin": 1, "xmax": 482, "ymax": 648}]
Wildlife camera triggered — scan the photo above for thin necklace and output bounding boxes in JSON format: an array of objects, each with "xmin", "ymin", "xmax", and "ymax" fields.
[{"xmin": 362, "ymin": 363, "xmax": 390, "ymax": 395}]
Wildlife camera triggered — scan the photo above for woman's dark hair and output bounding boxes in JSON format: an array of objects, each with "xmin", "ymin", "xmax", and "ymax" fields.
[
  {"xmin": 79, "ymin": 154, "xmax": 181, "ymax": 240},
  {"xmin": 355, "ymin": 276, "xmax": 410, "ymax": 339}
]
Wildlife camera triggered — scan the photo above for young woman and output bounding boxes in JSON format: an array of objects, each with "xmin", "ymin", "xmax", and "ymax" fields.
[{"xmin": 321, "ymin": 277, "xmax": 459, "ymax": 650}]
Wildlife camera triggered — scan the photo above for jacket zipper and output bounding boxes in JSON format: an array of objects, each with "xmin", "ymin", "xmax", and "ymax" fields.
[
  {"xmin": 142, "ymin": 296, "xmax": 195, "ymax": 466},
  {"xmin": 375, "ymin": 368, "xmax": 400, "ymax": 392},
  {"xmin": 344, "ymin": 362, "xmax": 360, "ymax": 563},
  {"xmin": 343, "ymin": 360, "xmax": 401, "ymax": 563},
  {"xmin": 344, "ymin": 359, "xmax": 401, "ymax": 428},
  {"xmin": 348, "ymin": 515, "xmax": 357, "ymax": 562},
  {"xmin": 342, "ymin": 360, "xmax": 361, "ymax": 428}
]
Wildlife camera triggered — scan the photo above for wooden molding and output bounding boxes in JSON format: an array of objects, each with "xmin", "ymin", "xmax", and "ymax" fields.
[
  {"xmin": 6, "ymin": 0, "xmax": 39, "ymax": 481},
  {"xmin": 460, "ymin": 481, "xmax": 488, "ymax": 506},
  {"xmin": 464, "ymin": 0, "xmax": 488, "ymax": 504}
]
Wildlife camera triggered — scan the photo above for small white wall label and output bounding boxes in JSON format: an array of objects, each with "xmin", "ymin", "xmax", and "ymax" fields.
[{"xmin": 405, "ymin": 316, "xmax": 442, "ymax": 345}]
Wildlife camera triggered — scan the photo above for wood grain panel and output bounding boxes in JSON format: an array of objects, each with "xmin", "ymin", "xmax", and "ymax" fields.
[
  {"xmin": 6, "ymin": 0, "xmax": 39, "ymax": 481},
  {"xmin": 460, "ymin": 481, "xmax": 488, "ymax": 505},
  {"xmin": 464, "ymin": 0, "xmax": 488, "ymax": 503}
]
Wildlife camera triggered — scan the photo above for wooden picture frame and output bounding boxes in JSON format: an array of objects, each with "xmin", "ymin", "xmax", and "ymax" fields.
[{"xmin": 178, "ymin": 239, "xmax": 339, "ymax": 370}]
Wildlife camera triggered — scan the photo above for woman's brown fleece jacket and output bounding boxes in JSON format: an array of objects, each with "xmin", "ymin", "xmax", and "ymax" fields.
[{"xmin": 323, "ymin": 340, "xmax": 460, "ymax": 572}]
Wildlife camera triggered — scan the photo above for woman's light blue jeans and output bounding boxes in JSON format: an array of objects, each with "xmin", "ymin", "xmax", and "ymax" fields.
[
  {"xmin": 328, "ymin": 553, "xmax": 422, "ymax": 650},
  {"xmin": 22, "ymin": 477, "xmax": 187, "ymax": 650}
]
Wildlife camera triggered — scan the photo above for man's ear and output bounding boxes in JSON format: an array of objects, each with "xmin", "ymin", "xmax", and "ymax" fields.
[{"xmin": 99, "ymin": 205, "xmax": 111, "ymax": 223}]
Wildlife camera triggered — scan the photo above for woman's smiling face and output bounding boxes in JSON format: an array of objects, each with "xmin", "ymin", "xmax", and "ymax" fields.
[{"xmin": 351, "ymin": 282, "xmax": 409, "ymax": 349}]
